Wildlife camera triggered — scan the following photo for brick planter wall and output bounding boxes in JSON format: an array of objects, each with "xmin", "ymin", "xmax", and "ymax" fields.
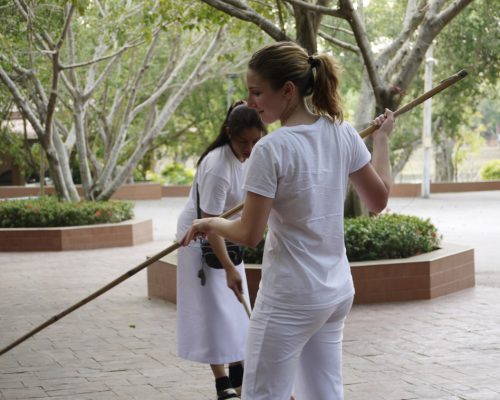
[
  {"xmin": 0, "ymin": 219, "xmax": 153, "ymax": 251},
  {"xmin": 161, "ymin": 185, "xmax": 191, "ymax": 197},
  {"xmin": 0, "ymin": 183, "xmax": 162, "ymax": 200},
  {"xmin": 390, "ymin": 181, "xmax": 500, "ymax": 197},
  {"xmin": 350, "ymin": 244, "xmax": 475, "ymax": 304},
  {"xmin": 146, "ymin": 243, "xmax": 475, "ymax": 306}
]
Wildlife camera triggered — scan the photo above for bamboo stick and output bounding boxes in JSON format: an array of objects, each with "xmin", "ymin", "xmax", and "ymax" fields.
[
  {"xmin": 0, "ymin": 203, "xmax": 243, "ymax": 357},
  {"xmin": 359, "ymin": 70, "xmax": 468, "ymax": 138}
]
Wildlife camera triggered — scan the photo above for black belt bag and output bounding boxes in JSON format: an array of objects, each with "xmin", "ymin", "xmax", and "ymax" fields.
[
  {"xmin": 196, "ymin": 184, "xmax": 243, "ymax": 269},
  {"xmin": 200, "ymin": 239, "xmax": 243, "ymax": 269}
]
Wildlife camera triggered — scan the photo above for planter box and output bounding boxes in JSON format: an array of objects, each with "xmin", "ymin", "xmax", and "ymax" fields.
[
  {"xmin": 350, "ymin": 243, "xmax": 474, "ymax": 304},
  {"xmin": 0, "ymin": 183, "xmax": 162, "ymax": 200},
  {"xmin": 390, "ymin": 181, "xmax": 500, "ymax": 197},
  {"xmin": 147, "ymin": 243, "xmax": 475, "ymax": 306},
  {"xmin": 0, "ymin": 219, "xmax": 153, "ymax": 251},
  {"xmin": 161, "ymin": 185, "xmax": 191, "ymax": 197}
]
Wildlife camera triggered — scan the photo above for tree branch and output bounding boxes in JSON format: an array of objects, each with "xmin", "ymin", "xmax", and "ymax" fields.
[
  {"xmin": 0, "ymin": 65, "xmax": 45, "ymax": 137},
  {"xmin": 59, "ymin": 39, "xmax": 144, "ymax": 70},
  {"xmin": 200, "ymin": 0, "xmax": 291, "ymax": 42},
  {"xmin": 283, "ymin": 0, "xmax": 344, "ymax": 18},
  {"xmin": 318, "ymin": 30, "xmax": 359, "ymax": 54},
  {"xmin": 337, "ymin": 0, "xmax": 387, "ymax": 105},
  {"xmin": 377, "ymin": 0, "xmax": 428, "ymax": 67},
  {"xmin": 394, "ymin": 0, "xmax": 473, "ymax": 92},
  {"xmin": 321, "ymin": 22, "xmax": 354, "ymax": 36}
]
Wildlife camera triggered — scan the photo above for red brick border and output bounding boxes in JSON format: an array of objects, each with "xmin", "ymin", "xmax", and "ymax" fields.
[
  {"xmin": 0, "ymin": 183, "xmax": 162, "ymax": 200},
  {"xmin": 146, "ymin": 243, "xmax": 475, "ymax": 306},
  {"xmin": 390, "ymin": 181, "xmax": 500, "ymax": 197},
  {"xmin": 0, "ymin": 219, "xmax": 153, "ymax": 251},
  {"xmin": 161, "ymin": 185, "xmax": 191, "ymax": 197},
  {"xmin": 349, "ymin": 244, "xmax": 475, "ymax": 303}
]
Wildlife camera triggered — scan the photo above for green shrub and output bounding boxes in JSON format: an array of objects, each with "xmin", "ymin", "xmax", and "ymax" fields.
[
  {"xmin": 0, "ymin": 196, "xmax": 134, "ymax": 228},
  {"xmin": 344, "ymin": 214, "xmax": 441, "ymax": 261},
  {"xmin": 161, "ymin": 163, "xmax": 194, "ymax": 185},
  {"xmin": 242, "ymin": 214, "xmax": 441, "ymax": 264},
  {"xmin": 480, "ymin": 160, "xmax": 500, "ymax": 181},
  {"xmin": 243, "ymin": 239, "xmax": 265, "ymax": 264}
]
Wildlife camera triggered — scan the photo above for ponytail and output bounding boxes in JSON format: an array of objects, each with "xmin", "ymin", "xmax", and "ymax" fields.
[{"xmin": 310, "ymin": 54, "xmax": 343, "ymax": 123}]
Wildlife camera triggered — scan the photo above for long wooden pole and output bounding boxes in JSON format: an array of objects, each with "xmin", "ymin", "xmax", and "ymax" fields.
[
  {"xmin": 0, "ymin": 70, "xmax": 467, "ymax": 357},
  {"xmin": 359, "ymin": 69, "xmax": 468, "ymax": 138},
  {"xmin": 0, "ymin": 203, "xmax": 243, "ymax": 357}
]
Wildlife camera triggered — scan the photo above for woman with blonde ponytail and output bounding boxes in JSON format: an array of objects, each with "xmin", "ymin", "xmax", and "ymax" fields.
[{"xmin": 181, "ymin": 41, "xmax": 394, "ymax": 400}]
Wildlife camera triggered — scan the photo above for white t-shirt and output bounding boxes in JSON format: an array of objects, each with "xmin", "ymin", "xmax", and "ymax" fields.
[
  {"xmin": 176, "ymin": 144, "xmax": 247, "ymax": 241},
  {"xmin": 243, "ymin": 117, "xmax": 371, "ymax": 309}
]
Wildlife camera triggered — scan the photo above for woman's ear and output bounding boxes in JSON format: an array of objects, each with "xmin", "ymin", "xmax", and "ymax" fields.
[
  {"xmin": 225, "ymin": 126, "xmax": 231, "ymax": 139},
  {"xmin": 282, "ymin": 81, "xmax": 295, "ymax": 99}
]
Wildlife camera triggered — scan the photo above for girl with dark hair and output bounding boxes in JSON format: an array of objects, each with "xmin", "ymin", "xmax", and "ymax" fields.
[
  {"xmin": 176, "ymin": 101, "xmax": 266, "ymax": 400},
  {"xmin": 180, "ymin": 41, "xmax": 395, "ymax": 399}
]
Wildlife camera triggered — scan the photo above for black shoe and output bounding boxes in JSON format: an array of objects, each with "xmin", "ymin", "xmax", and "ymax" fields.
[{"xmin": 217, "ymin": 388, "xmax": 240, "ymax": 400}]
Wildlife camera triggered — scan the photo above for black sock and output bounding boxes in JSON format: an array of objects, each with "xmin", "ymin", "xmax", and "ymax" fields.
[
  {"xmin": 215, "ymin": 376, "xmax": 232, "ymax": 393},
  {"xmin": 229, "ymin": 363, "xmax": 243, "ymax": 388}
]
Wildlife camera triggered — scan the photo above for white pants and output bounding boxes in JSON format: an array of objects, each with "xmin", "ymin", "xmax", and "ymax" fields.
[{"xmin": 242, "ymin": 295, "xmax": 353, "ymax": 400}]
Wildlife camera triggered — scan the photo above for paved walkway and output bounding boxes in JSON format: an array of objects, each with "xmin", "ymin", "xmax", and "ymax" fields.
[{"xmin": 1, "ymin": 192, "xmax": 499, "ymax": 400}]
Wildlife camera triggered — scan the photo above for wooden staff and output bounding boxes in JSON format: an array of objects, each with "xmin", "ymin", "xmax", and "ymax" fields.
[
  {"xmin": 0, "ymin": 69, "xmax": 467, "ymax": 357},
  {"xmin": 0, "ymin": 203, "xmax": 244, "ymax": 357},
  {"xmin": 359, "ymin": 69, "xmax": 468, "ymax": 138},
  {"xmin": 237, "ymin": 292, "xmax": 252, "ymax": 318}
]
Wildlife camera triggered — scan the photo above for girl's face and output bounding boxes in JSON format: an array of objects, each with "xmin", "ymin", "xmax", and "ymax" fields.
[
  {"xmin": 246, "ymin": 69, "xmax": 287, "ymax": 125},
  {"xmin": 229, "ymin": 127, "xmax": 262, "ymax": 161}
]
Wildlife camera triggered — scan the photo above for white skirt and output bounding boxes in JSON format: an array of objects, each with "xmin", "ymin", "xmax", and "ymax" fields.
[{"xmin": 176, "ymin": 245, "xmax": 251, "ymax": 364}]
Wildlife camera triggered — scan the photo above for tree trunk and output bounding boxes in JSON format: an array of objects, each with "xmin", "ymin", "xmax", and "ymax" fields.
[
  {"xmin": 434, "ymin": 135, "xmax": 455, "ymax": 182},
  {"xmin": 293, "ymin": 0, "xmax": 332, "ymax": 54}
]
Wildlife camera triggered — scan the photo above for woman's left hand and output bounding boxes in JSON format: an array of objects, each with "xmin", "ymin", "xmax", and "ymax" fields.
[
  {"xmin": 179, "ymin": 218, "xmax": 213, "ymax": 246},
  {"xmin": 225, "ymin": 266, "xmax": 244, "ymax": 300},
  {"xmin": 372, "ymin": 108, "xmax": 395, "ymax": 138}
]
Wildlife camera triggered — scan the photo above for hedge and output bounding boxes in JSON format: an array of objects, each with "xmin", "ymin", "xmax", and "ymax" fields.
[
  {"xmin": 480, "ymin": 160, "xmax": 500, "ymax": 181},
  {"xmin": 0, "ymin": 196, "xmax": 134, "ymax": 228},
  {"xmin": 243, "ymin": 213, "xmax": 441, "ymax": 264}
]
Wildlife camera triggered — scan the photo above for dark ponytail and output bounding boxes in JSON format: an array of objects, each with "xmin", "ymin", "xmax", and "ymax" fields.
[{"xmin": 197, "ymin": 100, "xmax": 266, "ymax": 167}]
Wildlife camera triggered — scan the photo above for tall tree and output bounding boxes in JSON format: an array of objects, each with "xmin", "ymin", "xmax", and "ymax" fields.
[
  {"xmin": 198, "ymin": 0, "xmax": 475, "ymax": 214},
  {"xmin": 430, "ymin": 0, "xmax": 498, "ymax": 181},
  {"xmin": 200, "ymin": 0, "xmax": 473, "ymax": 122},
  {"xmin": 0, "ymin": 0, "xmax": 244, "ymax": 200}
]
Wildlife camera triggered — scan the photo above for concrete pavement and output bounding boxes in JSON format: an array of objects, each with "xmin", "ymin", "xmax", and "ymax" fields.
[{"xmin": 1, "ymin": 191, "xmax": 499, "ymax": 399}]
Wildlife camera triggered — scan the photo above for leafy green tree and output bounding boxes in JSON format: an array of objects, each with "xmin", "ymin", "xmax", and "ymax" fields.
[
  {"xmin": 431, "ymin": 0, "xmax": 498, "ymax": 181},
  {"xmin": 0, "ymin": 0, "xmax": 253, "ymax": 200},
  {"xmin": 198, "ymin": 0, "xmax": 476, "ymax": 215}
]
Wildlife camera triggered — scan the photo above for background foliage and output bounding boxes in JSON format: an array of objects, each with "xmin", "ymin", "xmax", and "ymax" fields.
[
  {"xmin": 243, "ymin": 214, "xmax": 442, "ymax": 264},
  {"xmin": 0, "ymin": 197, "xmax": 134, "ymax": 227},
  {"xmin": 480, "ymin": 160, "xmax": 500, "ymax": 181}
]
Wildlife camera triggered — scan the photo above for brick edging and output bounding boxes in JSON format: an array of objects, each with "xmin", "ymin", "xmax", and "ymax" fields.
[
  {"xmin": 0, "ymin": 219, "xmax": 153, "ymax": 251},
  {"xmin": 146, "ymin": 243, "xmax": 475, "ymax": 305}
]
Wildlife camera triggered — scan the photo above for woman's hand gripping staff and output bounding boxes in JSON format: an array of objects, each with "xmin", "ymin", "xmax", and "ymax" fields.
[
  {"xmin": 350, "ymin": 108, "xmax": 395, "ymax": 214},
  {"xmin": 181, "ymin": 193, "xmax": 273, "ymax": 301}
]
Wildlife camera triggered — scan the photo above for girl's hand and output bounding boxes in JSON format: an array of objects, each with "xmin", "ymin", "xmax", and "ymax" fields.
[
  {"xmin": 372, "ymin": 108, "xmax": 395, "ymax": 138},
  {"xmin": 225, "ymin": 266, "xmax": 244, "ymax": 300},
  {"xmin": 179, "ymin": 218, "xmax": 213, "ymax": 246}
]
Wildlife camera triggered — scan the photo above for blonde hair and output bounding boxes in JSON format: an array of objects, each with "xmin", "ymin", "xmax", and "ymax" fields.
[{"xmin": 248, "ymin": 41, "xmax": 343, "ymax": 122}]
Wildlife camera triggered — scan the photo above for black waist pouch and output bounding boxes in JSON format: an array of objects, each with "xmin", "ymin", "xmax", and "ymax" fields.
[{"xmin": 200, "ymin": 239, "xmax": 243, "ymax": 269}]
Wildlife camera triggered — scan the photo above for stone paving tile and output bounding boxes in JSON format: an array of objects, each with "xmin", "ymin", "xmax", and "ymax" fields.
[{"xmin": 1, "ymin": 194, "xmax": 500, "ymax": 399}]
